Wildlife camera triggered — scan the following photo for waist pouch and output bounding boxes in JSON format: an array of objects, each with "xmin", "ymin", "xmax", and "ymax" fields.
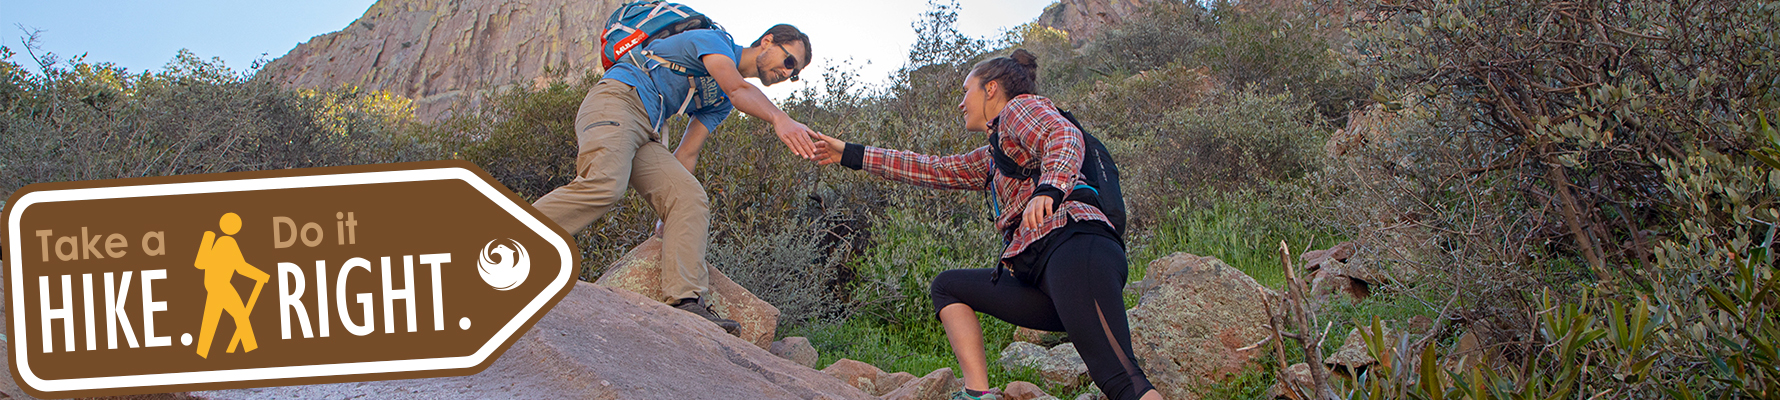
[{"xmin": 997, "ymin": 218, "xmax": 1118, "ymax": 285}]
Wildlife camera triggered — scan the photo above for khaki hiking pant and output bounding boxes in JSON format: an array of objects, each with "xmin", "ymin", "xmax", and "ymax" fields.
[{"xmin": 532, "ymin": 79, "xmax": 709, "ymax": 302}]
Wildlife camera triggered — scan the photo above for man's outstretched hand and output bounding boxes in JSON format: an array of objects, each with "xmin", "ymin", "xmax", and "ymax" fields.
[
  {"xmin": 775, "ymin": 117, "xmax": 819, "ymax": 160},
  {"xmin": 810, "ymin": 131, "xmax": 846, "ymax": 166}
]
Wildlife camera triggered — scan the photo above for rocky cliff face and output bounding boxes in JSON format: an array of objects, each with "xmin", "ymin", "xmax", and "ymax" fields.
[
  {"xmin": 257, "ymin": 0, "xmax": 624, "ymax": 120},
  {"xmin": 1036, "ymin": 0, "xmax": 1170, "ymax": 47}
]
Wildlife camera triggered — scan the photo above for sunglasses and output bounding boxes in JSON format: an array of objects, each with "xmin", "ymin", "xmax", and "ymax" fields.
[{"xmin": 776, "ymin": 44, "xmax": 801, "ymax": 82}]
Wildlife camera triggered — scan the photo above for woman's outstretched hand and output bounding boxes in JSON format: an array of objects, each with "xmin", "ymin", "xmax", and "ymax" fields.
[
  {"xmin": 810, "ymin": 131, "xmax": 847, "ymax": 166},
  {"xmin": 1022, "ymin": 195, "xmax": 1054, "ymax": 230}
]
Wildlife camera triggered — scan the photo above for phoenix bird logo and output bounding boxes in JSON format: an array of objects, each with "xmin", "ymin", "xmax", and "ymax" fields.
[{"xmin": 477, "ymin": 239, "xmax": 530, "ymax": 291}]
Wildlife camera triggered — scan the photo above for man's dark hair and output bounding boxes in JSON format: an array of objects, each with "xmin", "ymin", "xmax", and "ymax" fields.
[{"xmin": 752, "ymin": 24, "xmax": 812, "ymax": 67}]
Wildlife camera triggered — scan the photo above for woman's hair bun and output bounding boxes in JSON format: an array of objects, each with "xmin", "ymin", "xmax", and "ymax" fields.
[
  {"xmin": 1010, "ymin": 49, "xmax": 1038, "ymax": 69},
  {"xmin": 970, "ymin": 48, "xmax": 1041, "ymax": 97}
]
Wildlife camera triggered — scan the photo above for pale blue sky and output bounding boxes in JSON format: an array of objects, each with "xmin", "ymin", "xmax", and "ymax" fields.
[{"xmin": 0, "ymin": 0, "xmax": 1055, "ymax": 98}]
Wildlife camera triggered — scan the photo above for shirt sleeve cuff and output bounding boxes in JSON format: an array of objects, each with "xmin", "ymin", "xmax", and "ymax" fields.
[
  {"xmin": 1032, "ymin": 184, "xmax": 1065, "ymax": 210},
  {"xmin": 841, "ymin": 143, "xmax": 867, "ymax": 170}
]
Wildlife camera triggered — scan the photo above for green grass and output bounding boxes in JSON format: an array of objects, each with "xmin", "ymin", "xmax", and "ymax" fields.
[
  {"xmin": 1315, "ymin": 293, "xmax": 1439, "ymax": 360},
  {"xmin": 1130, "ymin": 191, "xmax": 1344, "ymax": 290},
  {"xmin": 781, "ymin": 206, "xmax": 1112, "ymax": 397},
  {"xmin": 1198, "ymin": 362, "xmax": 1278, "ymax": 400},
  {"xmin": 786, "ymin": 316, "xmax": 1090, "ymax": 396},
  {"xmin": 787, "ymin": 190, "xmax": 1366, "ymax": 397}
]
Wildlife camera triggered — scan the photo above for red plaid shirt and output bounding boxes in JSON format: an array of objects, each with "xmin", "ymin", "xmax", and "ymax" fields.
[{"xmin": 852, "ymin": 95, "xmax": 1111, "ymax": 259}]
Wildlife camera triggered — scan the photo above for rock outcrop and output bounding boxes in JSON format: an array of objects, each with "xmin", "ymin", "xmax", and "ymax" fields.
[
  {"xmin": 1035, "ymin": 0, "xmax": 1172, "ymax": 47},
  {"xmin": 1302, "ymin": 241, "xmax": 1379, "ymax": 303},
  {"xmin": 1128, "ymin": 252, "xmax": 1278, "ymax": 400},
  {"xmin": 1, "ymin": 282, "xmax": 872, "ymax": 399},
  {"xmin": 595, "ymin": 236, "xmax": 780, "ymax": 349},
  {"xmin": 257, "ymin": 0, "xmax": 625, "ymax": 120}
]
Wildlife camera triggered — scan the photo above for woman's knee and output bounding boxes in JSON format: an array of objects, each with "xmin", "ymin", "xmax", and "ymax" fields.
[{"xmin": 929, "ymin": 269, "xmax": 971, "ymax": 298}]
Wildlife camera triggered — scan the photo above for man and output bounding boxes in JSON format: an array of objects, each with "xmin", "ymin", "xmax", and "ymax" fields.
[{"xmin": 531, "ymin": 24, "xmax": 818, "ymax": 334}]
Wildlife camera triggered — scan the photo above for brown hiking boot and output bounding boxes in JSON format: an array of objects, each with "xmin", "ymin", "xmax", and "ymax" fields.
[{"xmin": 674, "ymin": 297, "xmax": 741, "ymax": 336}]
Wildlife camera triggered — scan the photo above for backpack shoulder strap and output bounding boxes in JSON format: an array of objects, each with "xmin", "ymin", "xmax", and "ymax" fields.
[
  {"xmin": 988, "ymin": 130, "xmax": 1039, "ymax": 181},
  {"xmin": 989, "ymin": 109, "xmax": 1091, "ymax": 181},
  {"xmin": 1057, "ymin": 110, "xmax": 1086, "ymax": 132}
]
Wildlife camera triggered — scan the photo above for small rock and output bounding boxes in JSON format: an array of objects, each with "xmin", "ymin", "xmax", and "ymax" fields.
[
  {"xmin": 1269, "ymin": 363, "xmax": 1314, "ymax": 400},
  {"xmin": 1324, "ymin": 256, "xmax": 1381, "ymax": 284},
  {"xmin": 823, "ymin": 358, "xmax": 887, "ymax": 394},
  {"xmin": 770, "ymin": 336, "xmax": 819, "ymax": 368},
  {"xmin": 999, "ymin": 341, "xmax": 1049, "ymax": 372},
  {"xmin": 1073, "ymin": 385, "xmax": 1106, "ymax": 400},
  {"xmin": 1039, "ymin": 343, "xmax": 1088, "ymax": 390},
  {"xmin": 880, "ymin": 372, "xmax": 917, "ymax": 395},
  {"xmin": 880, "ymin": 367, "xmax": 961, "ymax": 400},
  {"xmin": 1326, "ymin": 327, "xmax": 1398, "ymax": 378},
  {"xmin": 1300, "ymin": 241, "xmax": 1356, "ymax": 271},
  {"xmin": 1013, "ymin": 327, "xmax": 1064, "ymax": 346},
  {"xmin": 1310, "ymin": 269, "xmax": 1372, "ymax": 301},
  {"xmin": 1441, "ymin": 331, "xmax": 1484, "ymax": 374},
  {"xmin": 1003, "ymin": 381, "xmax": 1049, "ymax": 400}
]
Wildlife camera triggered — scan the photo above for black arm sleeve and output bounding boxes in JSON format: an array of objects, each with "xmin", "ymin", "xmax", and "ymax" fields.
[{"xmin": 841, "ymin": 143, "xmax": 867, "ymax": 170}]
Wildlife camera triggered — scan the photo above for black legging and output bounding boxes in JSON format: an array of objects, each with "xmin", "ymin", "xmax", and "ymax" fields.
[{"xmin": 929, "ymin": 232, "xmax": 1156, "ymax": 400}]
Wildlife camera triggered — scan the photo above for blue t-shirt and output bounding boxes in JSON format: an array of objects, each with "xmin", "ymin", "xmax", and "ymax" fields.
[{"xmin": 605, "ymin": 29, "xmax": 742, "ymax": 136}]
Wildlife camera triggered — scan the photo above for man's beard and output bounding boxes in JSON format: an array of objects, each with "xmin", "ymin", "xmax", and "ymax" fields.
[{"xmin": 757, "ymin": 52, "xmax": 784, "ymax": 86}]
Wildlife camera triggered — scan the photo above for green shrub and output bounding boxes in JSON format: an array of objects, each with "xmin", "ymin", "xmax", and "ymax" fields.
[
  {"xmin": 419, "ymin": 72, "xmax": 595, "ymax": 200},
  {"xmin": 1119, "ymin": 88, "xmax": 1328, "ymax": 231},
  {"xmin": 1, "ymin": 45, "xmax": 432, "ymax": 198}
]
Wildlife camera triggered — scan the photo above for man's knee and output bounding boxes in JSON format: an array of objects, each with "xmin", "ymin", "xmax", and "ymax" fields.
[{"xmin": 662, "ymin": 183, "xmax": 710, "ymax": 217}]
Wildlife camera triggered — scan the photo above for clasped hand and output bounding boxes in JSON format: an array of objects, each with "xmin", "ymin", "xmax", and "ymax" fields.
[{"xmin": 806, "ymin": 131, "xmax": 1054, "ymax": 230}]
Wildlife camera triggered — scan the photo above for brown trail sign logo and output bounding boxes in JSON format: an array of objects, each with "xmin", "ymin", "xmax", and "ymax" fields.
[{"xmin": 2, "ymin": 161, "xmax": 579, "ymax": 398}]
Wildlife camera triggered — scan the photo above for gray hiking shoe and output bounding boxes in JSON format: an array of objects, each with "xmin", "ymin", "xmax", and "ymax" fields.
[
  {"xmin": 674, "ymin": 297, "xmax": 741, "ymax": 336},
  {"xmin": 950, "ymin": 388, "xmax": 1003, "ymax": 400}
]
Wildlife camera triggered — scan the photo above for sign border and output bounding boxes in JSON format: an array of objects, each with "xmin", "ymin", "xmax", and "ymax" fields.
[{"xmin": 4, "ymin": 160, "xmax": 579, "ymax": 397}]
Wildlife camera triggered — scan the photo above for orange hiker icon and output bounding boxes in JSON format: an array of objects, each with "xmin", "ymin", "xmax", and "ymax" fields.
[{"xmin": 194, "ymin": 212, "xmax": 269, "ymax": 359}]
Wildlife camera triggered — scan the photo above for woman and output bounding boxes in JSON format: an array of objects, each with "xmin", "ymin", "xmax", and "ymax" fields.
[{"xmin": 811, "ymin": 49, "xmax": 1162, "ymax": 400}]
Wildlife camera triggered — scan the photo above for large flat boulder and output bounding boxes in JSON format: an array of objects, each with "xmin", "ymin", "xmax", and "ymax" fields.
[
  {"xmin": 1128, "ymin": 253, "xmax": 1278, "ymax": 400},
  {"xmin": 595, "ymin": 236, "xmax": 780, "ymax": 349},
  {"xmin": 2, "ymin": 282, "xmax": 871, "ymax": 400}
]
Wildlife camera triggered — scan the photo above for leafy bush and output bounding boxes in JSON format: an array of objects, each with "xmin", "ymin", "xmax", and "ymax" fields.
[
  {"xmin": 1123, "ymin": 88, "xmax": 1328, "ymax": 230},
  {"xmin": 1307, "ymin": 0, "xmax": 1780, "ymax": 396},
  {"xmin": 418, "ymin": 72, "xmax": 595, "ymax": 200}
]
